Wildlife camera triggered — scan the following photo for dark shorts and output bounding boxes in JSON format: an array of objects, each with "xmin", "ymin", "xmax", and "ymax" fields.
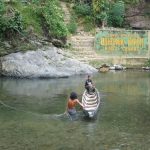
[
  {"xmin": 85, "ymin": 85, "xmax": 95, "ymax": 93},
  {"xmin": 68, "ymin": 108, "xmax": 77, "ymax": 115}
]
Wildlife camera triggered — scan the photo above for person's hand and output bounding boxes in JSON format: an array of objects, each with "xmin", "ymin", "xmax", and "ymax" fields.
[
  {"xmin": 82, "ymin": 104, "xmax": 85, "ymax": 108},
  {"xmin": 64, "ymin": 111, "xmax": 67, "ymax": 115}
]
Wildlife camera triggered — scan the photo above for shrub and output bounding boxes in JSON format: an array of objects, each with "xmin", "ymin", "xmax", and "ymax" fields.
[
  {"xmin": 0, "ymin": 2, "xmax": 24, "ymax": 39},
  {"xmin": 108, "ymin": 1, "xmax": 125, "ymax": 27},
  {"xmin": 74, "ymin": 3, "xmax": 92, "ymax": 16},
  {"xmin": 83, "ymin": 16, "xmax": 94, "ymax": 32},
  {"xmin": 144, "ymin": 59, "xmax": 150, "ymax": 67},
  {"xmin": 67, "ymin": 16, "xmax": 77, "ymax": 34},
  {"xmin": 41, "ymin": 0, "xmax": 68, "ymax": 38}
]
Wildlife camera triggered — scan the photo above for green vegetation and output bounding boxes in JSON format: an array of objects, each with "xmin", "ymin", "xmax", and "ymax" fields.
[
  {"xmin": 108, "ymin": 1, "xmax": 125, "ymax": 27},
  {"xmin": 73, "ymin": 0, "xmax": 125, "ymax": 29},
  {"xmin": 0, "ymin": 0, "xmax": 70, "ymax": 55},
  {"xmin": 0, "ymin": 0, "xmax": 148, "ymax": 56},
  {"xmin": 0, "ymin": 0, "xmax": 68, "ymax": 41},
  {"xmin": 0, "ymin": 1, "xmax": 24, "ymax": 39},
  {"xmin": 67, "ymin": 15, "xmax": 77, "ymax": 34},
  {"xmin": 41, "ymin": 0, "xmax": 68, "ymax": 38},
  {"xmin": 144, "ymin": 59, "xmax": 150, "ymax": 67}
]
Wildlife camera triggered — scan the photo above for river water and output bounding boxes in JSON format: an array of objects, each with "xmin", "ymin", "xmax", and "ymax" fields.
[{"xmin": 0, "ymin": 71, "xmax": 150, "ymax": 150}]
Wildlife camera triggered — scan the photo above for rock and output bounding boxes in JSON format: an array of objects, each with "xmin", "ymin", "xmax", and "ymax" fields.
[
  {"xmin": 126, "ymin": 16, "xmax": 150, "ymax": 29},
  {"xmin": 99, "ymin": 64, "xmax": 110, "ymax": 72},
  {"xmin": 4, "ymin": 41, "xmax": 11, "ymax": 49},
  {"xmin": 99, "ymin": 67, "xmax": 109, "ymax": 72},
  {"xmin": 52, "ymin": 39, "xmax": 64, "ymax": 48},
  {"xmin": 125, "ymin": 1, "xmax": 150, "ymax": 29},
  {"xmin": 0, "ymin": 47, "xmax": 97, "ymax": 78},
  {"xmin": 110, "ymin": 64, "xmax": 126, "ymax": 70},
  {"xmin": 142, "ymin": 66, "xmax": 150, "ymax": 70}
]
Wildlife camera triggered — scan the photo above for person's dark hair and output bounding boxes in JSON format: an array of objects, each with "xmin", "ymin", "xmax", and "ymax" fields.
[
  {"xmin": 70, "ymin": 92, "xmax": 78, "ymax": 100},
  {"xmin": 88, "ymin": 75, "xmax": 91, "ymax": 78}
]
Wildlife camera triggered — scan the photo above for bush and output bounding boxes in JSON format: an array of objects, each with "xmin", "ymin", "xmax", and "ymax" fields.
[
  {"xmin": 83, "ymin": 16, "xmax": 94, "ymax": 32},
  {"xmin": 67, "ymin": 16, "xmax": 77, "ymax": 34},
  {"xmin": 41, "ymin": 0, "xmax": 68, "ymax": 38},
  {"xmin": 0, "ymin": 2, "xmax": 24, "ymax": 39},
  {"xmin": 108, "ymin": 1, "xmax": 125, "ymax": 27},
  {"xmin": 74, "ymin": 3, "xmax": 92, "ymax": 16},
  {"xmin": 144, "ymin": 59, "xmax": 150, "ymax": 67}
]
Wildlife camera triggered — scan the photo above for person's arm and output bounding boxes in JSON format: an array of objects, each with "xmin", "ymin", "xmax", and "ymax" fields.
[
  {"xmin": 76, "ymin": 99, "xmax": 84, "ymax": 108},
  {"xmin": 64, "ymin": 100, "xmax": 68, "ymax": 114}
]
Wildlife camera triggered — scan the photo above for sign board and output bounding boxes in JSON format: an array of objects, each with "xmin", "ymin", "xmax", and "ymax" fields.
[{"xmin": 95, "ymin": 30, "xmax": 149, "ymax": 56}]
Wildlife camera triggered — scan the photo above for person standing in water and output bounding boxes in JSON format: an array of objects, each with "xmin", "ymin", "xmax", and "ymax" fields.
[{"xmin": 65, "ymin": 92, "xmax": 84, "ymax": 116}]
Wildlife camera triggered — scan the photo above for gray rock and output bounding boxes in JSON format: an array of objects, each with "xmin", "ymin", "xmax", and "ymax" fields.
[
  {"xmin": 0, "ymin": 47, "xmax": 97, "ymax": 78},
  {"xmin": 125, "ymin": 1, "xmax": 150, "ymax": 29},
  {"xmin": 52, "ymin": 39, "xmax": 64, "ymax": 48},
  {"xmin": 109, "ymin": 64, "xmax": 126, "ymax": 70}
]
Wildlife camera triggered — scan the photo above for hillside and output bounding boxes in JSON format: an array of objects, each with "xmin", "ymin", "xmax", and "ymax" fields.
[
  {"xmin": 0, "ymin": 0, "xmax": 149, "ymax": 57},
  {"xmin": 0, "ymin": 0, "xmax": 68, "ymax": 56}
]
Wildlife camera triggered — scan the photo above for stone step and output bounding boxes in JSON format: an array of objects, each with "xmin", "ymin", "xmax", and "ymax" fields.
[
  {"xmin": 70, "ymin": 37, "xmax": 94, "ymax": 40},
  {"xmin": 72, "ymin": 44, "xmax": 94, "ymax": 49},
  {"xmin": 72, "ymin": 54, "xmax": 98, "ymax": 58},
  {"xmin": 70, "ymin": 39, "xmax": 94, "ymax": 42},
  {"xmin": 70, "ymin": 49, "xmax": 106, "ymax": 58},
  {"xmin": 71, "ymin": 48, "xmax": 94, "ymax": 51},
  {"xmin": 71, "ymin": 51, "xmax": 97, "ymax": 55},
  {"xmin": 60, "ymin": 1, "xmax": 71, "ymax": 24},
  {"xmin": 78, "ymin": 57, "xmax": 105, "ymax": 62},
  {"xmin": 75, "ymin": 55, "xmax": 101, "ymax": 59},
  {"xmin": 71, "ymin": 47, "xmax": 94, "ymax": 50},
  {"xmin": 72, "ymin": 44, "xmax": 94, "ymax": 47},
  {"xmin": 71, "ymin": 41, "xmax": 94, "ymax": 44},
  {"xmin": 71, "ymin": 35, "xmax": 95, "ymax": 39}
]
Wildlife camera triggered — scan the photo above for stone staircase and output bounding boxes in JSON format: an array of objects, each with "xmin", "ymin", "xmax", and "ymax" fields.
[
  {"xmin": 60, "ymin": 1, "xmax": 70, "ymax": 24},
  {"xmin": 68, "ymin": 35, "xmax": 105, "ymax": 63},
  {"xmin": 60, "ymin": 1, "xmax": 105, "ymax": 65}
]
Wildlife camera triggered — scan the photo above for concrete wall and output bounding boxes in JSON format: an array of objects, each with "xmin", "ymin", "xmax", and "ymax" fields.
[{"xmin": 94, "ymin": 30, "xmax": 150, "ymax": 66}]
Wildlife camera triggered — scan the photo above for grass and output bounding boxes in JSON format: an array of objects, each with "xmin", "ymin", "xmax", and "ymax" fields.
[
  {"xmin": 6, "ymin": 1, "xmax": 43, "ymax": 36},
  {"xmin": 0, "ymin": 1, "xmax": 44, "ymax": 56}
]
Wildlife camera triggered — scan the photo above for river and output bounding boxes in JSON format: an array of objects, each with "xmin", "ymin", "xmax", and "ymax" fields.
[{"xmin": 0, "ymin": 71, "xmax": 150, "ymax": 150}]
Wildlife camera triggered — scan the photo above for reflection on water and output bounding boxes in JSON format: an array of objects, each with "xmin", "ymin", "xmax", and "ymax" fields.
[{"xmin": 0, "ymin": 71, "xmax": 150, "ymax": 150}]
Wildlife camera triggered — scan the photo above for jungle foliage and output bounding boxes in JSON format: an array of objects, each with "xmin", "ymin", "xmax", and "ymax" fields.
[
  {"xmin": 0, "ymin": 0, "xmax": 68, "ymax": 40},
  {"xmin": 73, "ymin": 0, "xmax": 126, "ymax": 28}
]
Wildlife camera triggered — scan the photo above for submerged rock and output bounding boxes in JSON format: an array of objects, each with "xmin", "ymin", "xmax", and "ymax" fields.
[
  {"xmin": 0, "ymin": 47, "xmax": 97, "ymax": 78},
  {"xmin": 99, "ymin": 64, "xmax": 110, "ymax": 72},
  {"xmin": 142, "ymin": 66, "xmax": 150, "ymax": 70}
]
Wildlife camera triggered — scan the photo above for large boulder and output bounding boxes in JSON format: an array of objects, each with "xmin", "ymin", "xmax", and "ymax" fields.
[
  {"xmin": 125, "ymin": 1, "xmax": 150, "ymax": 29},
  {"xmin": 0, "ymin": 47, "xmax": 97, "ymax": 78}
]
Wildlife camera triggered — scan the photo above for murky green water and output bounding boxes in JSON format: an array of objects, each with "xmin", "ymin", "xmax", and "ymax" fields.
[{"xmin": 0, "ymin": 71, "xmax": 150, "ymax": 150}]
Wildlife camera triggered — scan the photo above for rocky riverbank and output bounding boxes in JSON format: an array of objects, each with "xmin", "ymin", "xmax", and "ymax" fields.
[{"xmin": 0, "ymin": 47, "xmax": 97, "ymax": 78}]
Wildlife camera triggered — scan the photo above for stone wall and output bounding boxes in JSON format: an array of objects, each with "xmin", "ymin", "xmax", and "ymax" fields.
[
  {"xmin": 94, "ymin": 30, "xmax": 150, "ymax": 66},
  {"xmin": 68, "ymin": 29, "xmax": 150, "ymax": 67}
]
